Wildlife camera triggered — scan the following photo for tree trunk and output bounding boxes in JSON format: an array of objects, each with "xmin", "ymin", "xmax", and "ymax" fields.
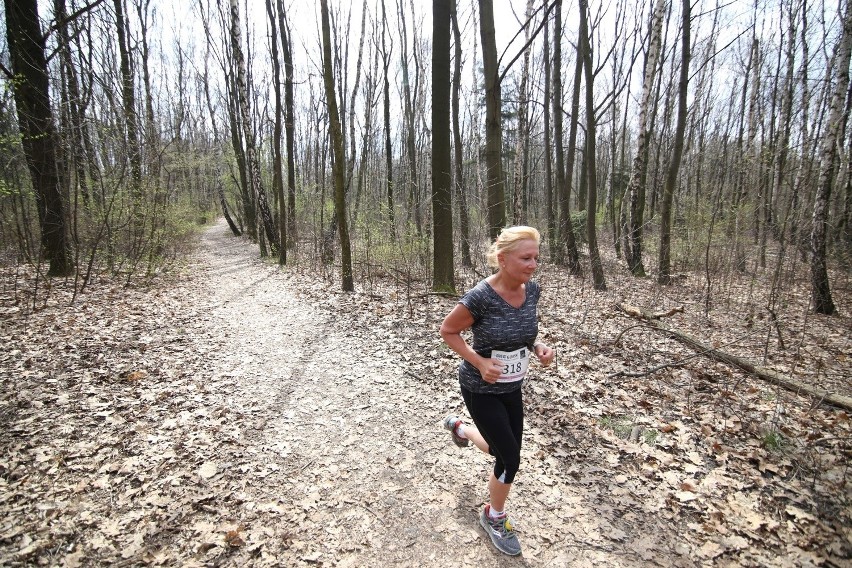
[
  {"xmin": 450, "ymin": 0, "xmax": 472, "ymax": 268},
  {"xmin": 55, "ymin": 0, "xmax": 91, "ymax": 209},
  {"xmin": 5, "ymin": 0, "xmax": 73, "ymax": 276},
  {"xmin": 618, "ymin": 304, "xmax": 852, "ymax": 411},
  {"xmin": 320, "ymin": 0, "xmax": 354, "ymax": 291},
  {"xmin": 553, "ymin": 0, "xmax": 581, "ymax": 274},
  {"xmin": 658, "ymin": 0, "xmax": 690, "ymax": 285},
  {"xmin": 276, "ymin": 0, "xmax": 298, "ymax": 249},
  {"xmin": 543, "ymin": 9, "xmax": 556, "ymax": 258},
  {"xmin": 346, "ymin": 0, "xmax": 368, "ymax": 224},
  {"xmin": 625, "ymin": 0, "xmax": 665, "ymax": 277},
  {"xmin": 479, "ymin": 0, "xmax": 506, "ymax": 239},
  {"xmin": 113, "ymin": 0, "xmax": 144, "ymax": 226},
  {"xmin": 380, "ymin": 0, "xmax": 395, "ymax": 232},
  {"xmin": 226, "ymin": 73, "xmax": 253, "ymax": 238},
  {"xmin": 579, "ymin": 0, "xmax": 605, "ymax": 290},
  {"xmin": 201, "ymin": 55, "xmax": 242, "ymax": 237},
  {"xmin": 432, "ymin": 0, "xmax": 455, "ymax": 293},
  {"xmin": 266, "ymin": 0, "xmax": 287, "ymax": 264},
  {"xmin": 810, "ymin": 0, "xmax": 851, "ymax": 314},
  {"xmin": 229, "ymin": 0, "xmax": 279, "ymax": 252},
  {"xmin": 511, "ymin": 0, "xmax": 535, "ymax": 225},
  {"xmin": 398, "ymin": 0, "xmax": 422, "ymax": 234}
]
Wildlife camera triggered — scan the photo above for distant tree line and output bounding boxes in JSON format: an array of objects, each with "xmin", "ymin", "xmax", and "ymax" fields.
[{"xmin": 1, "ymin": 0, "xmax": 849, "ymax": 314}]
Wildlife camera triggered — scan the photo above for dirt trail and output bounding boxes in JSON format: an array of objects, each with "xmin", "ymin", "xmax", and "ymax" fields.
[{"xmin": 189, "ymin": 220, "xmax": 688, "ymax": 567}]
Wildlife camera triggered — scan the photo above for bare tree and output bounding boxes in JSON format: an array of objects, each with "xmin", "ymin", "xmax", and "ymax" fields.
[
  {"xmin": 380, "ymin": 0, "xmax": 396, "ymax": 231},
  {"xmin": 543, "ymin": 6, "xmax": 556, "ymax": 256},
  {"xmin": 398, "ymin": 0, "xmax": 422, "ymax": 233},
  {"xmin": 511, "ymin": 0, "xmax": 535, "ymax": 224},
  {"xmin": 113, "ymin": 0, "xmax": 143, "ymax": 226},
  {"xmin": 4, "ymin": 0, "xmax": 73, "ymax": 275},
  {"xmin": 320, "ymin": 0, "xmax": 354, "ymax": 291},
  {"xmin": 810, "ymin": 0, "xmax": 851, "ymax": 314},
  {"xmin": 553, "ymin": 0, "xmax": 581, "ymax": 273},
  {"xmin": 451, "ymin": 0, "xmax": 472, "ymax": 267},
  {"xmin": 433, "ymin": 0, "xmax": 455, "ymax": 292},
  {"xmin": 479, "ymin": 0, "xmax": 506, "ymax": 239},
  {"xmin": 265, "ymin": 0, "xmax": 286, "ymax": 264},
  {"xmin": 624, "ymin": 0, "xmax": 665, "ymax": 277},
  {"xmin": 229, "ymin": 0, "xmax": 278, "ymax": 251},
  {"xmin": 578, "ymin": 0, "xmax": 605, "ymax": 290},
  {"xmin": 276, "ymin": 0, "xmax": 297, "ymax": 248},
  {"xmin": 658, "ymin": 0, "xmax": 690, "ymax": 285}
]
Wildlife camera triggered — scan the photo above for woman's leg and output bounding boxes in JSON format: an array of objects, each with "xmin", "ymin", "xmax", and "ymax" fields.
[
  {"xmin": 462, "ymin": 388, "xmax": 524, "ymax": 507},
  {"xmin": 488, "ymin": 472, "xmax": 512, "ymax": 512},
  {"xmin": 461, "ymin": 423, "xmax": 490, "ymax": 453}
]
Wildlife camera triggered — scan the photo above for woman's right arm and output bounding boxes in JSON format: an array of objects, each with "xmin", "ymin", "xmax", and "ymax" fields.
[{"xmin": 440, "ymin": 304, "xmax": 503, "ymax": 383}]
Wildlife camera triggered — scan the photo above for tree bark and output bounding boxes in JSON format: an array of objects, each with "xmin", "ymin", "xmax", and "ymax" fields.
[
  {"xmin": 5, "ymin": 0, "xmax": 73, "ymax": 276},
  {"xmin": 810, "ymin": 0, "xmax": 851, "ymax": 315},
  {"xmin": 432, "ymin": 0, "xmax": 455, "ymax": 293},
  {"xmin": 658, "ymin": 0, "xmax": 690, "ymax": 284},
  {"xmin": 625, "ymin": 0, "xmax": 665, "ymax": 277},
  {"xmin": 229, "ymin": 0, "xmax": 279, "ymax": 252},
  {"xmin": 553, "ymin": 0, "xmax": 581, "ymax": 274},
  {"xmin": 479, "ymin": 0, "xmax": 506, "ymax": 239},
  {"xmin": 578, "ymin": 0, "xmax": 605, "ymax": 290},
  {"xmin": 320, "ymin": 0, "xmax": 354, "ymax": 291},
  {"xmin": 450, "ymin": 0, "xmax": 472, "ymax": 268}
]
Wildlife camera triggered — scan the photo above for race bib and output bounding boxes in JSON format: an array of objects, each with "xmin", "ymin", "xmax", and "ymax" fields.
[{"xmin": 491, "ymin": 348, "xmax": 530, "ymax": 383}]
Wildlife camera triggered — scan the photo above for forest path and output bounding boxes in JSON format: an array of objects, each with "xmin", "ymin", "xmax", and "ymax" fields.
[
  {"xmin": 190, "ymin": 219, "xmax": 686, "ymax": 567},
  {"xmin": 192, "ymin": 220, "xmax": 476, "ymax": 566}
]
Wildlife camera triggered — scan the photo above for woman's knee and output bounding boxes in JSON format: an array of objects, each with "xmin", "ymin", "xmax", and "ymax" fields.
[{"xmin": 495, "ymin": 452, "xmax": 521, "ymax": 483}]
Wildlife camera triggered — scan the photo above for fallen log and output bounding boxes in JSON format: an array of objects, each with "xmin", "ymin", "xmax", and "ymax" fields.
[{"xmin": 617, "ymin": 303, "xmax": 852, "ymax": 412}]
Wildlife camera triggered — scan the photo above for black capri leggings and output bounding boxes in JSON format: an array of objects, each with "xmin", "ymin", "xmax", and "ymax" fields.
[{"xmin": 461, "ymin": 386, "xmax": 524, "ymax": 484}]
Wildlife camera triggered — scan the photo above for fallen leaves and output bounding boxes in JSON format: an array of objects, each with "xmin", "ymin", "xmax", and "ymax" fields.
[{"xmin": 1, "ymin": 223, "xmax": 850, "ymax": 567}]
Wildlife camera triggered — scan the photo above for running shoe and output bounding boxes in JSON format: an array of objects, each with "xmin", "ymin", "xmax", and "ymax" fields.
[
  {"xmin": 479, "ymin": 504, "xmax": 521, "ymax": 556},
  {"xmin": 443, "ymin": 415, "xmax": 470, "ymax": 448}
]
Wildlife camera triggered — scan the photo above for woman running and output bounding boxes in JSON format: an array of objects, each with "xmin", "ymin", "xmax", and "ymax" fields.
[{"xmin": 439, "ymin": 226, "xmax": 554, "ymax": 556}]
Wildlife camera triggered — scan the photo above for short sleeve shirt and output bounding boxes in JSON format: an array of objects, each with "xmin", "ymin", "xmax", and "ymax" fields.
[{"xmin": 457, "ymin": 279, "xmax": 540, "ymax": 394}]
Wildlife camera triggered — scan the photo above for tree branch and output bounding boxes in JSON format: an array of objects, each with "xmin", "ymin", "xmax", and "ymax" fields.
[
  {"xmin": 498, "ymin": 0, "xmax": 559, "ymax": 85},
  {"xmin": 617, "ymin": 303, "xmax": 852, "ymax": 411},
  {"xmin": 44, "ymin": 0, "xmax": 108, "ymax": 42}
]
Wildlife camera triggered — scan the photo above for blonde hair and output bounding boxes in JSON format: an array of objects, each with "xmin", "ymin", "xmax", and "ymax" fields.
[{"xmin": 486, "ymin": 226, "xmax": 541, "ymax": 269}]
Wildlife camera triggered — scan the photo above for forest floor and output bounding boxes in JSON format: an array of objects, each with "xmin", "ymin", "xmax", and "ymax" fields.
[{"xmin": 1, "ymin": 218, "xmax": 850, "ymax": 567}]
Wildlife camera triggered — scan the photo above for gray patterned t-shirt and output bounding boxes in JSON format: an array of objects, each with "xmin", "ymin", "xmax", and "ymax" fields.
[{"xmin": 457, "ymin": 279, "xmax": 540, "ymax": 394}]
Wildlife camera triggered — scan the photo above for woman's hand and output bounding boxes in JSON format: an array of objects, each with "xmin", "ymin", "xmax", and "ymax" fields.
[
  {"xmin": 477, "ymin": 356, "xmax": 505, "ymax": 384},
  {"xmin": 535, "ymin": 343, "xmax": 555, "ymax": 367}
]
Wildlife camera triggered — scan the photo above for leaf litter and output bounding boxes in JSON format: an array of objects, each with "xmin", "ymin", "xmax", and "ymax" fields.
[{"xmin": 0, "ymin": 219, "xmax": 849, "ymax": 566}]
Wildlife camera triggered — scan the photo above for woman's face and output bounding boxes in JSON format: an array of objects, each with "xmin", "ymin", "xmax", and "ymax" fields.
[{"xmin": 499, "ymin": 239, "xmax": 540, "ymax": 282}]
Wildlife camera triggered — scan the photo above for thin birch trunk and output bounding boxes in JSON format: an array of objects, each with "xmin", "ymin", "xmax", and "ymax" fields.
[
  {"xmin": 810, "ymin": 0, "xmax": 851, "ymax": 314},
  {"xmin": 625, "ymin": 0, "xmax": 664, "ymax": 277}
]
